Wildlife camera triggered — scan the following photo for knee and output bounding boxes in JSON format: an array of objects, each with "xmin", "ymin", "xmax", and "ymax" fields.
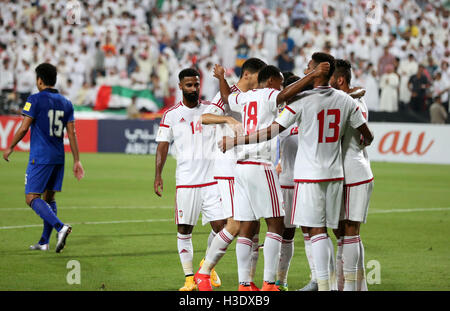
[
  {"xmin": 282, "ymin": 227, "xmax": 296, "ymax": 240},
  {"xmin": 225, "ymin": 219, "xmax": 240, "ymax": 236}
]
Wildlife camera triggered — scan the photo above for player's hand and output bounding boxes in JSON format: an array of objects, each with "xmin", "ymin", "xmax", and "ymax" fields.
[
  {"xmin": 349, "ymin": 87, "xmax": 366, "ymax": 98},
  {"xmin": 275, "ymin": 162, "xmax": 282, "ymax": 176},
  {"xmin": 73, "ymin": 161, "xmax": 85, "ymax": 181},
  {"xmin": 227, "ymin": 117, "xmax": 244, "ymax": 136},
  {"xmin": 218, "ymin": 136, "xmax": 235, "ymax": 153},
  {"xmin": 313, "ymin": 62, "xmax": 330, "ymax": 78},
  {"xmin": 213, "ymin": 64, "xmax": 225, "ymax": 79},
  {"xmin": 154, "ymin": 176, "xmax": 163, "ymax": 197},
  {"xmin": 2, "ymin": 147, "xmax": 13, "ymax": 162}
]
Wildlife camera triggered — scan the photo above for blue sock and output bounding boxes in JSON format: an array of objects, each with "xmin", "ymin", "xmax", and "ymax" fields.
[
  {"xmin": 38, "ymin": 201, "xmax": 58, "ymax": 245},
  {"xmin": 31, "ymin": 198, "xmax": 63, "ymax": 232}
]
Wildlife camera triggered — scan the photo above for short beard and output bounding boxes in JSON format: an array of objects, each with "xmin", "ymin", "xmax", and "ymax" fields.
[{"xmin": 183, "ymin": 91, "xmax": 199, "ymax": 103}]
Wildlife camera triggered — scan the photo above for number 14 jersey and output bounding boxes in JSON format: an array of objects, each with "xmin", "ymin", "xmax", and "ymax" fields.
[{"xmin": 275, "ymin": 86, "xmax": 366, "ymax": 182}]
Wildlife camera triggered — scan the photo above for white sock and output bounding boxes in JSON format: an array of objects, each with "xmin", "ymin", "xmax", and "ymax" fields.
[
  {"xmin": 236, "ymin": 237, "xmax": 253, "ymax": 284},
  {"xmin": 336, "ymin": 237, "xmax": 344, "ymax": 291},
  {"xmin": 263, "ymin": 232, "xmax": 282, "ymax": 283},
  {"xmin": 249, "ymin": 234, "xmax": 259, "ymax": 282},
  {"xmin": 343, "ymin": 235, "xmax": 361, "ymax": 291},
  {"xmin": 357, "ymin": 239, "xmax": 368, "ymax": 291},
  {"xmin": 327, "ymin": 237, "xmax": 337, "ymax": 291},
  {"xmin": 201, "ymin": 228, "xmax": 235, "ymax": 275},
  {"xmin": 277, "ymin": 238, "xmax": 294, "ymax": 284},
  {"xmin": 177, "ymin": 233, "xmax": 194, "ymax": 276},
  {"xmin": 206, "ymin": 230, "xmax": 217, "ymax": 253},
  {"xmin": 311, "ymin": 233, "xmax": 330, "ymax": 291},
  {"xmin": 303, "ymin": 233, "xmax": 316, "ymax": 281}
]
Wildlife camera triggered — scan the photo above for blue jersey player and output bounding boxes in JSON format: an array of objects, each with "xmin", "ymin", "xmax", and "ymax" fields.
[{"xmin": 3, "ymin": 63, "xmax": 84, "ymax": 253}]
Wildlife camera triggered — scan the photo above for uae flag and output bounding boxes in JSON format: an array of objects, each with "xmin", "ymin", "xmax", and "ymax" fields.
[{"xmin": 95, "ymin": 85, "xmax": 162, "ymax": 111}]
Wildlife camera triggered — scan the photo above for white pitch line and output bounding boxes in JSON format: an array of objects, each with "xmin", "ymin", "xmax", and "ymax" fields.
[{"xmin": 0, "ymin": 207, "xmax": 448, "ymax": 230}]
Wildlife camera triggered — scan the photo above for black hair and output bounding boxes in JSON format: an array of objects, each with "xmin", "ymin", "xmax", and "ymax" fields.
[
  {"xmin": 311, "ymin": 52, "xmax": 335, "ymax": 79},
  {"xmin": 282, "ymin": 71, "xmax": 294, "ymax": 83},
  {"xmin": 283, "ymin": 74, "xmax": 300, "ymax": 88},
  {"xmin": 240, "ymin": 58, "xmax": 267, "ymax": 78},
  {"xmin": 333, "ymin": 59, "xmax": 352, "ymax": 84},
  {"xmin": 257, "ymin": 65, "xmax": 282, "ymax": 84},
  {"xmin": 35, "ymin": 63, "xmax": 57, "ymax": 86},
  {"xmin": 178, "ymin": 68, "xmax": 200, "ymax": 82}
]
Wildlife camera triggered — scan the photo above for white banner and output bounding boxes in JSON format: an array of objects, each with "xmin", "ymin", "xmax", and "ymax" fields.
[{"xmin": 366, "ymin": 122, "xmax": 450, "ymax": 164}]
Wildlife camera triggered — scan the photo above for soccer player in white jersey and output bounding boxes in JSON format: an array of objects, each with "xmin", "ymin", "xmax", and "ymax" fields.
[
  {"xmin": 221, "ymin": 52, "xmax": 374, "ymax": 291},
  {"xmin": 216, "ymin": 62, "xmax": 330, "ymax": 291},
  {"xmin": 154, "ymin": 68, "xmax": 226, "ymax": 291},
  {"xmin": 329, "ymin": 59, "xmax": 373, "ymax": 291},
  {"xmin": 195, "ymin": 58, "xmax": 267, "ymax": 291}
]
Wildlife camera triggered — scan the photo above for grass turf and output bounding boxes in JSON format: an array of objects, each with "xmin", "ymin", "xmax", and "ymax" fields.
[{"xmin": 0, "ymin": 152, "xmax": 449, "ymax": 291}]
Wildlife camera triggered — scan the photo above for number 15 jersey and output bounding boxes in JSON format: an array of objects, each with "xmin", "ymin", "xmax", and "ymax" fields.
[
  {"xmin": 22, "ymin": 88, "xmax": 75, "ymax": 165},
  {"xmin": 275, "ymin": 86, "xmax": 366, "ymax": 182}
]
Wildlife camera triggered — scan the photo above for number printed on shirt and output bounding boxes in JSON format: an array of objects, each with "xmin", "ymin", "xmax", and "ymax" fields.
[
  {"xmin": 48, "ymin": 109, "xmax": 64, "ymax": 137},
  {"xmin": 317, "ymin": 109, "xmax": 340, "ymax": 143},
  {"xmin": 190, "ymin": 120, "xmax": 203, "ymax": 134},
  {"xmin": 244, "ymin": 101, "xmax": 258, "ymax": 134}
]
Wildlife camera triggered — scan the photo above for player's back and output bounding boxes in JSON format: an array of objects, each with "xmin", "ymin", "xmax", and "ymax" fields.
[
  {"xmin": 289, "ymin": 86, "xmax": 364, "ymax": 181},
  {"xmin": 278, "ymin": 124, "xmax": 298, "ymax": 186},
  {"xmin": 22, "ymin": 89, "xmax": 74, "ymax": 165},
  {"xmin": 229, "ymin": 88, "xmax": 280, "ymax": 163},
  {"xmin": 342, "ymin": 97, "xmax": 373, "ymax": 184}
]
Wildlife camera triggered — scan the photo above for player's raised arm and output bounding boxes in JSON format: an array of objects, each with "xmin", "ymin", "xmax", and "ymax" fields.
[
  {"xmin": 276, "ymin": 62, "xmax": 330, "ymax": 106},
  {"xmin": 66, "ymin": 121, "xmax": 85, "ymax": 181},
  {"xmin": 213, "ymin": 64, "xmax": 232, "ymax": 106},
  {"xmin": 154, "ymin": 141, "xmax": 169, "ymax": 197},
  {"xmin": 219, "ymin": 121, "xmax": 286, "ymax": 153},
  {"xmin": 2, "ymin": 115, "xmax": 33, "ymax": 162}
]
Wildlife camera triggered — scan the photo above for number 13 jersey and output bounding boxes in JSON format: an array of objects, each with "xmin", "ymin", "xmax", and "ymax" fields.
[{"xmin": 275, "ymin": 86, "xmax": 366, "ymax": 182}]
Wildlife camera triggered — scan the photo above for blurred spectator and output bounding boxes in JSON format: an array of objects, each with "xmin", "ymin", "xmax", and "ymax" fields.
[
  {"xmin": 432, "ymin": 71, "xmax": 450, "ymax": 111},
  {"xmin": 378, "ymin": 46, "xmax": 396, "ymax": 76},
  {"xmin": 364, "ymin": 68, "xmax": 380, "ymax": 112},
  {"xmin": 0, "ymin": 58, "xmax": 15, "ymax": 113},
  {"xmin": 408, "ymin": 64, "xmax": 431, "ymax": 113},
  {"xmin": 92, "ymin": 41, "xmax": 105, "ymax": 85},
  {"xmin": 398, "ymin": 54, "xmax": 418, "ymax": 110},
  {"xmin": 16, "ymin": 60, "xmax": 34, "ymax": 109},
  {"xmin": 275, "ymin": 42, "xmax": 294, "ymax": 73},
  {"xmin": 429, "ymin": 97, "xmax": 448, "ymax": 124},
  {"xmin": 379, "ymin": 64, "xmax": 399, "ymax": 112},
  {"xmin": 127, "ymin": 96, "xmax": 140, "ymax": 119},
  {"xmin": 234, "ymin": 36, "xmax": 251, "ymax": 77}
]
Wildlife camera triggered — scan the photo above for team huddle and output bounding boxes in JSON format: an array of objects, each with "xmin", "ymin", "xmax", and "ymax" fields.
[{"xmin": 154, "ymin": 52, "xmax": 374, "ymax": 291}]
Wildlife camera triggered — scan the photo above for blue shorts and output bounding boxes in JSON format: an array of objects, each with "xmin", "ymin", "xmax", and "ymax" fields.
[{"xmin": 25, "ymin": 163, "xmax": 65, "ymax": 194}]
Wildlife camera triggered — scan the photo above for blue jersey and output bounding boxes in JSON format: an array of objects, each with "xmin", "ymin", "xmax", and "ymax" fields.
[{"xmin": 22, "ymin": 88, "xmax": 74, "ymax": 165}]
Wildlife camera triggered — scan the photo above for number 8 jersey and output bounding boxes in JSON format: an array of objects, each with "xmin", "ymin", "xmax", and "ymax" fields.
[
  {"xmin": 22, "ymin": 88, "xmax": 74, "ymax": 165},
  {"xmin": 275, "ymin": 86, "xmax": 366, "ymax": 182},
  {"xmin": 228, "ymin": 88, "xmax": 281, "ymax": 164}
]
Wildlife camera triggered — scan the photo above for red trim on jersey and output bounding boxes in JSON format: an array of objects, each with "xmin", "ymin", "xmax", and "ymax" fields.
[
  {"xmin": 294, "ymin": 177, "xmax": 344, "ymax": 183},
  {"xmin": 345, "ymin": 177, "xmax": 374, "ymax": 187},
  {"xmin": 281, "ymin": 185, "xmax": 295, "ymax": 189},
  {"xmin": 268, "ymin": 90, "xmax": 276, "ymax": 100},
  {"xmin": 176, "ymin": 181, "xmax": 218, "ymax": 189},
  {"xmin": 229, "ymin": 179, "xmax": 235, "ymax": 218},
  {"xmin": 214, "ymin": 176, "xmax": 234, "ymax": 180},
  {"xmin": 314, "ymin": 85, "xmax": 331, "ymax": 89},
  {"xmin": 265, "ymin": 170, "xmax": 278, "ymax": 217},
  {"xmin": 284, "ymin": 106, "xmax": 296, "ymax": 114},
  {"xmin": 212, "ymin": 99, "xmax": 225, "ymax": 112},
  {"xmin": 355, "ymin": 106, "xmax": 360, "ymax": 112},
  {"xmin": 175, "ymin": 188, "xmax": 179, "ymax": 225},
  {"xmin": 235, "ymin": 93, "xmax": 240, "ymax": 105},
  {"xmin": 237, "ymin": 161, "xmax": 271, "ymax": 166},
  {"xmin": 161, "ymin": 102, "xmax": 182, "ymax": 124},
  {"xmin": 159, "ymin": 123, "xmax": 170, "ymax": 128},
  {"xmin": 291, "ymin": 183, "xmax": 299, "ymax": 226}
]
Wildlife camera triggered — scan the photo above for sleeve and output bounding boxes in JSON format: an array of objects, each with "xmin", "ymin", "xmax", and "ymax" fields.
[
  {"xmin": 156, "ymin": 111, "xmax": 173, "ymax": 142},
  {"xmin": 204, "ymin": 94, "xmax": 225, "ymax": 116},
  {"xmin": 228, "ymin": 91, "xmax": 246, "ymax": 112},
  {"xmin": 275, "ymin": 101, "xmax": 299, "ymax": 129},
  {"xmin": 266, "ymin": 88, "xmax": 281, "ymax": 113},
  {"xmin": 22, "ymin": 95, "xmax": 37, "ymax": 119},
  {"xmin": 67, "ymin": 100, "xmax": 75, "ymax": 123},
  {"xmin": 348, "ymin": 99, "xmax": 367, "ymax": 129}
]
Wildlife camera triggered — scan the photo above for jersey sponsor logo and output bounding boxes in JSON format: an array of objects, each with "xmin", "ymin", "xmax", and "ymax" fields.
[
  {"xmin": 180, "ymin": 118, "xmax": 186, "ymax": 123},
  {"xmin": 23, "ymin": 102, "xmax": 32, "ymax": 112},
  {"xmin": 378, "ymin": 131, "xmax": 434, "ymax": 156}
]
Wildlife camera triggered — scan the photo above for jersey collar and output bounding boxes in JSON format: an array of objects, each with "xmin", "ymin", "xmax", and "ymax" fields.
[{"xmin": 41, "ymin": 88, "xmax": 59, "ymax": 93}]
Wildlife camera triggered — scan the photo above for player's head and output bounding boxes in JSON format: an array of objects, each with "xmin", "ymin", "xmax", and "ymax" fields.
[
  {"xmin": 304, "ymin": 52, "xmax": 335, "ymax": 81},
  {"xmin": 178, "ymin": 68, "xmax": 201, "ymax": 104},
  {"xmin": 257, "ymin": 65, "xmax": 284, "ymax": 90},
  {"xmin": 330, "ymin": 59, "xmax": 352, "ymax": 91},
  {"xmin": 35, "ymin": 63, "xmax": 57, "ymax": 91},
  {"xmin": 240, "ymin": 58, "xmax": 267, "ymax": 90},
  {"xmin": 283, "ymin": 75, "xmax": 301, "ymax": 104}
]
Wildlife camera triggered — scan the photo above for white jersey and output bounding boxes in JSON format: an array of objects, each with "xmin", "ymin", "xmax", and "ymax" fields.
[
  {"xmin": 229, "ymin": 88, "xmax": 281, "ymax": 164},
  {"xmin": 203, "ymin": 84, "xmax": 241, "ymax": 178},
  {"xmin": 156, "ymin": 100, "xmax": 216, "ymax": 186},
  {"xmin": 275, "ymin": 86, "xmax": 366, "ymax": 182},
  {"xmin": 342, "ymin": 97, "xmax": 374, "ymax": 185},
  {"xmin": 278, "ymin": 124, "xmax": 298, "ymax": 186}
]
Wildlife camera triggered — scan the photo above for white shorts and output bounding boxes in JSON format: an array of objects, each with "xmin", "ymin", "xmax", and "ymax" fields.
[
  {"xmin": 234, "ymin": 161, "xmax": 285, "ymax": 221},
  {"xmin": 215, "ymin": 177, "xmax": 235, "ymax": 219},
  {"xmin": 281, "ymin": 186, "xmax": 296, "ymax": 229},
  {"xmin": 292, "ymin": 180, "xmax": 343, "ymax": 229},
  {"xmin": 340, "ymin": 180, "xmax": 374, "ymax": 223},
  {"xmin": 175, "ymin": 182, "xmax": 225, "ymax": 226}
]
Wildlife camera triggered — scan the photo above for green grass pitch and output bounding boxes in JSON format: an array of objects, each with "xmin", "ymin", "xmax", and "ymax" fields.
[{"xmin": 0, "ymin": 152, "xmax": 449, "ymax": 291}]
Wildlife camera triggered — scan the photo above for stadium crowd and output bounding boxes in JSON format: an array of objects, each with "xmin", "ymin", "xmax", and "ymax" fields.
[{"xmin": 0, "ymin": 0, "xmax": 449, "ymax": 122}]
